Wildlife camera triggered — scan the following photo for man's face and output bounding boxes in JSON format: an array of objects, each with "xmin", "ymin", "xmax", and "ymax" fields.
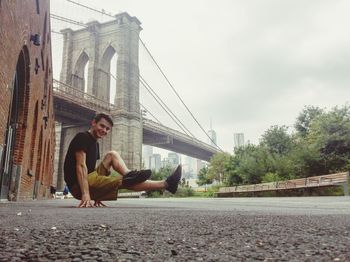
[{"xmin": 90, "ymin": 118, "xmax": 112, "ymax": 139}]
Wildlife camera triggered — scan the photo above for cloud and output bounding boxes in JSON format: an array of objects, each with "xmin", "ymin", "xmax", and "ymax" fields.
[{"xmin": 51, "ymin": 0, "xmax": 350, "ymax": 153}]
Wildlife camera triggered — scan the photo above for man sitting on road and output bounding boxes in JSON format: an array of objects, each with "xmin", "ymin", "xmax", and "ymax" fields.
[{"xmin": 64, "ymin": 113, "xmax": 182, "ymax": 208}]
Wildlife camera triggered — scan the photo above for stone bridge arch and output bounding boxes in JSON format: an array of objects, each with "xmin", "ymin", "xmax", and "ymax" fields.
[
  {"xmin": 72, "ymin": 51, "xmax": 89, "ymax": 92},
  {"xmin": 99, "ymin": 45, "xmax": 117, "ymax": 102}
]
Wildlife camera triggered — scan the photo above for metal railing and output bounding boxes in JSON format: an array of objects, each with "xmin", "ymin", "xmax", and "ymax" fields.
[{"xmin": 53, "ymin": 79, "xmax": 117, "ymax": 112}]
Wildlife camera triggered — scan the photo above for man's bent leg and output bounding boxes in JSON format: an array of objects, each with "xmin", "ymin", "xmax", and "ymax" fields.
[
  {"xmin": 101, "ymin": 151, "xmax": 130, "ymax": 176},
  {"xmin": 88, "ymin": 172, "xmax": 122, "ymax": 201}
]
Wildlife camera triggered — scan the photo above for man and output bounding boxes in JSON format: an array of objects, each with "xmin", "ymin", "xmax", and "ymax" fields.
[
  {"xmin": 64, "ymin": 113, "xmax": 182, "ymax": 208},
  {"xmin": 50, "ymin": 185, "xmax": 56, "ymax": 199}
]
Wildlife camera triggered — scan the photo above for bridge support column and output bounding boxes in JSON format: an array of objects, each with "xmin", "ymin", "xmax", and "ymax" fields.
[
  {"xmin": 60, "ymin": 29, "xmax": 73, "ymax": 86},
  {"xmin": 109, "ymin": 14, "xmax": 143, "ymax": 170},
  {"xmin": 111, "ymin": 115, "xmax": 142, "ymax": 170}
]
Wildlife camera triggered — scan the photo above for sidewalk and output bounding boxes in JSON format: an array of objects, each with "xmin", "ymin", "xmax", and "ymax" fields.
[{"xmin": 0, "ymin": 198, "xmax": 349, "ymax": 261}]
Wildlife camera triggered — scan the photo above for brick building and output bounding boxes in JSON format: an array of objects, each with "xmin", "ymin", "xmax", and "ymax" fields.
[{"xmin": 0, "ymin": 0, "xmax": 55, "ymax": 200}]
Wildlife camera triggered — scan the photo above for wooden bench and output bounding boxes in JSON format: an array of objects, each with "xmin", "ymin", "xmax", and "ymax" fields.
[{"xmin": 216, "ymin": 172, "xmax": 349, "ymax": 197}]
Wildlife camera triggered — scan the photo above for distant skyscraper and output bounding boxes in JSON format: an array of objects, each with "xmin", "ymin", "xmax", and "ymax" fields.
[
  {"xmin": 207, "ymin": 119, "xmax": 217, "ymax": 146},
  {"xmin": 167, "ymin": 152, "xmax": 180, "ymax": 167},
  {"xmin": 208, "ymin": 130, "xmax": 217, "ymax": 146},
  {"xmin": 183, "ymin": 156, "xmax": 194, "ymax": 179},
  {"xmin": 150, "ymin": 153, "xmax": 161, "ymax": 172},
  {"xmin": 233, "ymin": 133, "xmax": 245, "ymax": 148},
  {"xmin": 142, "ymin": 145, "xmax": 153, "ymax": 169}
]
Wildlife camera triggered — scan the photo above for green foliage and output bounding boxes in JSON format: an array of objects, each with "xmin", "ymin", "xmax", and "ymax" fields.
[
  {"xmin": 207, "ymin": 152, "xmax": 231, "ymax": 184},
  {"xmin": 151, "ymin": 165, "xmax": 173, "ymax": 181},
  {"xmin": 260, "ymin": 125, "xmax": 294, "ymax": 155},
  {"xmin": 295, "ymin": 106, "xmax": 324, "ymax": 137},
  {"xmin": 147, "ymin": 190, "xmax": 163, "ymax": 198},
  {"xmin": 261, "ymin": 172, "xmax": 280, "ymax": 183},
  {"xmin": 207, "ymin": 103, "xmax": 350, "ymax": 194},
  {"xmin": 229, "ymin": 145, "xmax": 270, "ymax": 184},
  {"xmin": 195, "ymin": 185, "xmax": 221, "ymax": 197},
  {"xmin": 175, "ymin": 187, "xmax": 195, "ymax": 197},
  {"xmin": 286, "ymin": 141, "xmax": 322, "ymax": 177},
  {"xmin": 197, "ymin": 166, "xmax": 212, "ymax": 186},
  {"xmin": 307, "ymin": 104, "xmax": 350, "ymax": 173}
]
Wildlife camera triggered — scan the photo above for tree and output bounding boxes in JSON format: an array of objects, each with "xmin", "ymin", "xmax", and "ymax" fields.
[
  {"xmin": 236, "ymin": 145, "xmax": 270, "ymax": 184},
  {"xmin": 307, "ymin": 104, "xmax": 350, "ymax": 173},
  {"xmin": 295, "ymin": 106, "xmax": 324, "ymax": 137},
  {"xmin": 286, "ymin": 141, "xmax": 322, "ymax": 178},
  {"xmin": 227, "ymin": 145, "xmax": 271, "ymax": 185},
  {"xmin": 260, "ymin": 125, "xmax": 294, "ymax": 155},
  {"xmin": 224, "ymin": 155, "xmax": 243, "ymax": 186},
  {"xmin": 197, "ymin": 166, "xmax": 212, "ymax": 186},
  {"xmin": 207, "ymin": 152, "xmax": 231, "ymax": 184}
]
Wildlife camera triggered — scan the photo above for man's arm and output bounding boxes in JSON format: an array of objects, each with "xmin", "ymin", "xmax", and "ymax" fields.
[{"xmin": 75, "ymin": 150, "xmax": 93, "ymax": 208}]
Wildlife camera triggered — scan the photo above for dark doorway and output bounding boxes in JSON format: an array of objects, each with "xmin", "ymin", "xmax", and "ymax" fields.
[{"xmin": 0, "ymin": 47, "xmax": 29, "ymax": 200}]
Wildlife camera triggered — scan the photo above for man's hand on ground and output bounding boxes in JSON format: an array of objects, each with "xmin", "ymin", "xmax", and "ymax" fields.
[
  {"xmin": 94, "ymin": 200, "xmax": 107, "ymax": 207},
  {"xmin": 78, "ymin": 194, "xmax": 93, "ymax": 208},
  {"xmin": 78, "ymin": 200, "xmax": 94, "ymax": 208}
]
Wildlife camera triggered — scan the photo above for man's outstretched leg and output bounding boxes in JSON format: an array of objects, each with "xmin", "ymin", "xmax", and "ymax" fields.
[{"xmin": 123, "ymin": 165, "xmax": 182, "ymax": 194}]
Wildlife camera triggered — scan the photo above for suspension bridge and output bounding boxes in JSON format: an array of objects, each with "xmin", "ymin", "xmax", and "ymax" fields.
[{"xmin": 50, "ymin": 1, "xmax": 221, "ymax": 189}]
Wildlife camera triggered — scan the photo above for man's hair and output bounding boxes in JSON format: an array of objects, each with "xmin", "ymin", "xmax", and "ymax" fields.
[{"xmin": 94, "ymin": 113, "xmax": 114, "ymax": 126}]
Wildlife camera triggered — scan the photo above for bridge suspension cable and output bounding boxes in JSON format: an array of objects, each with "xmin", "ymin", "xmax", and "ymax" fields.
[
  {"xmin": 66, "ymin": 0, "xmax": 115, "ymax": 18},
  {"xmin": 101, "ymin": 68, "xmax": 194, "ymax": 138},
  {"xmin": 50, "ymin": 13, "xmax": 88, "ymax": 28},
  {"xmin": 139, "ymin": 76, "xmax": 195, "ymax": 138},
  {"xmin": 139, "ymin": 39, "xmax": 224, "ymax": 152},
  {"xmin": 139, "ymin": 103, "xmax": 162, "ymax": 125}
]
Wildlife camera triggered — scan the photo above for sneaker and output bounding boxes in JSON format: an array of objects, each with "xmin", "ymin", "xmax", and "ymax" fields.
[
  {"xmin": 165, "ymin": 165, "xmax": 182, "ymax": 194},
  {"xmin": 122, "ymin": 169, "xmax": 152, "ymax": 187}
]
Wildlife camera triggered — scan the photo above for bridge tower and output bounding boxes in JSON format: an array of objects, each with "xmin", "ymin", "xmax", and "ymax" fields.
[{"xmin": 58, "ymin": 13, "xmax": 143, "ymax": 187}]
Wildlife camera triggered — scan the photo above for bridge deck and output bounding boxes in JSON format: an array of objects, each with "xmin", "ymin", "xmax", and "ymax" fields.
[{"xmin": 53, "ymin": 80, "xmax": 219, "ymax": 160}]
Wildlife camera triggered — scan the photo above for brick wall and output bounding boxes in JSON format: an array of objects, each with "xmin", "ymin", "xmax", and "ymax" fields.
[{"xmin": 0, "ymin": 0, "xmax": 55, "ymax": 200}]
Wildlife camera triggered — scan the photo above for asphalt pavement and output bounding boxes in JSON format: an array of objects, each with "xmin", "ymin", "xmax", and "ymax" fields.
[{"xmin": 0, "ymin": 197, "xmax": 350, "ymax": 261}]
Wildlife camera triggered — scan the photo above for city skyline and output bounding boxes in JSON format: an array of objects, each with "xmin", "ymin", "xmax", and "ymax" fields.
[{"xmin": 142, "ymin": 145, "xmax": 206, "ymax": 178}]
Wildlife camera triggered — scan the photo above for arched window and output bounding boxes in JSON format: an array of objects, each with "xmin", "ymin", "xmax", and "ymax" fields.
[
  {"xmin": 72, "ymin": 51, "xmax": 89, "ymax": 92},
  {"xmin": 100, "ymin": 45, "xmax": 117, "ymax": 103}
]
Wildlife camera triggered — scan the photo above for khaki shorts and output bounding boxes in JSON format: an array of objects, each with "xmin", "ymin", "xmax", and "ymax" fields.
[{"xmin": 69, "ymin": 163, "xmax": 123, "ymax": 201}]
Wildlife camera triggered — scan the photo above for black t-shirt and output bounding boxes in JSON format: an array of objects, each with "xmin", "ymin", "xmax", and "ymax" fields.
[{"xmin": 64, "ymin": 131, "xmax": 100, "ymax": 187}]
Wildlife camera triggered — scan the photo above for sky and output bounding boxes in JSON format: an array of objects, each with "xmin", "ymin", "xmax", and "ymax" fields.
[{"xmin": 50, "ymin": 0, "xmax": 350, "ymax": 154}]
